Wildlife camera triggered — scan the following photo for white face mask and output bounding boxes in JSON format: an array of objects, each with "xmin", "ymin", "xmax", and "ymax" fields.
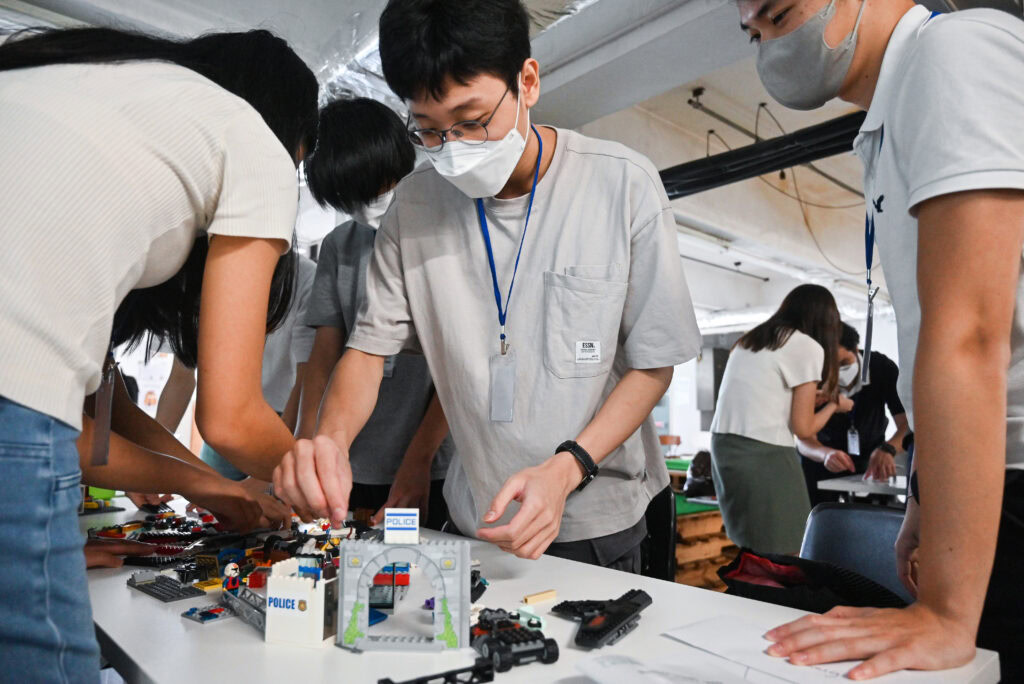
[
  {"xmin": 838, "ymin": 352, "xmax": 863, "ymax": 396},
  {"xmin": 425, "ymin": 80, "xmax": 529, "ymax": 198},
  {"xmin": 349, "ymin": 189, "xmax": 394, "ymax": 229}
]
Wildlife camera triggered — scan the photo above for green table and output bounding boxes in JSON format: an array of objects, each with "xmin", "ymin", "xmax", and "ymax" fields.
[{"xmin": 665, "ymin": 458, "xmax": 718, "ymax": 515}]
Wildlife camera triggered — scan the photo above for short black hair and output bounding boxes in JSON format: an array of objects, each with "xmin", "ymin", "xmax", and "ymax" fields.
[
  {"xmin": 840, "ymin": 322, "xmax": 861, "ymax": 352},
  {"xmin": 379, "ymin": 0, "xmax": 531, "ymax": 101},
  {"xmin": 305, "ymin": 98, "xmax": 416, "ymax": 214}
]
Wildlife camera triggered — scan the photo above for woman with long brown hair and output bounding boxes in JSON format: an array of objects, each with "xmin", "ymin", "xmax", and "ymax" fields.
[{"xmin": 710, "ymin": 284, "xmax": 851, "ymax": 553}]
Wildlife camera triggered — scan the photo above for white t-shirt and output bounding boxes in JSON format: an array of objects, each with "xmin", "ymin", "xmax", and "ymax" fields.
[
  {"xmin": 0, "ymin": 61, "xmax": 298, "ymax": 429},
  {"xmin": 854, "ymin": 6, "xmax": 1024, "ymax": 469},
  {"xmin": 347, "ymin": 128, "xmax": 702, "ymax": 542},
  {"xmin": 261, "ymin": 255, "xmax": 317, "ymax": 413},
  {"xmin": 710, "ymin": 330, "xmax": 824, "ymax": 447}
]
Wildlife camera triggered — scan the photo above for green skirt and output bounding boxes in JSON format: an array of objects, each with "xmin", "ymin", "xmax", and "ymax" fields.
[{"xmin": 710, "ymin": 432, "xmax": 811, "ymax": 554}]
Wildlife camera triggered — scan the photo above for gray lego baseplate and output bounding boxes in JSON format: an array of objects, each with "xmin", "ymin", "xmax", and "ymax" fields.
[{"xmin": 336, "ymin": 539, "xmax": 470, "ymax": 653}]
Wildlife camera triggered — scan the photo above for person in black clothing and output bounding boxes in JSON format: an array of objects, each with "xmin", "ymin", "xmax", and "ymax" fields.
[{"xmin": 797, "ymin": 323, "xmax": 910, "ymax": 506}]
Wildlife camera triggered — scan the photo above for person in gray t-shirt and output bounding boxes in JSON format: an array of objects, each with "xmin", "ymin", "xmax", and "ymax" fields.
[{"xmin": 297, "ymin": 98, "xmax": 453, "ymax": 530}]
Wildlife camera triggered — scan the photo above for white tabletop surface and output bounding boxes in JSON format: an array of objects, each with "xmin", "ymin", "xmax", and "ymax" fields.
[
  {"xmin": 817, "ymin": 474, "xmax": 907, "ymax": 496},
  {"xmin": 82, "ymin": 498, "xmax": 998, "ymax": 684}
]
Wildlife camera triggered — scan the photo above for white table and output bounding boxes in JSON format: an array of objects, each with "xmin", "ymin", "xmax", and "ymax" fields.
[
  {"xmin": 818, "ymin": 474, "xmax": 907, "ymax": 501},
  {"xmin": 82, "ymin": 498, "xmax": 998, "ymax": 684}
]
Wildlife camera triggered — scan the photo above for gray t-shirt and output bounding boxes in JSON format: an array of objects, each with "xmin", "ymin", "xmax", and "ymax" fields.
[
  {"xmin": 262, "ymin": 254, "xmax": 317, "ymax": 412},
  {"xmin": 305, "ymin": 220, "xmax": 454, "ymax": 484},
  {"xmin": 347, "ymin": 128, "xmax": 702, "ymax": 542}
]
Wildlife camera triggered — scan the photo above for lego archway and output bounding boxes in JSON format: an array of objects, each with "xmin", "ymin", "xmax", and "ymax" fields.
[{"xmin": 336, "ymin": 541, "xmax": 470, "ymax": 652}]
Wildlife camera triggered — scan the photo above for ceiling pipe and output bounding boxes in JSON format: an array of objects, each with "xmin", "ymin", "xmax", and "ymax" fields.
[{"xmin": 660, "ymin": 110, "xmax": 866, "ymax": 198}]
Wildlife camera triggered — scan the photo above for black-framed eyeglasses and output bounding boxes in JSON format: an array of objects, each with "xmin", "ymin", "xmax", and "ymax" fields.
[{"xmin": 407, "ymin": 86, "xmax": 511, "ymax": 152}]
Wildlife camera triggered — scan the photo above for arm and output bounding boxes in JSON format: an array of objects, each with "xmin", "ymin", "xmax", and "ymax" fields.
[
  {"xmin": 371, "ymin": 390, "xmax": 451, "ymax": 524},
  {"xmin": 764, "ymin": 190, "xmax": 1024, "ymax": 678},
  {"xmin": 865, "ymin": 412, "xmax": 910, "ymax": 480},
  {"xmin": 77, "ymin": 413, "xmax": 262, "ymax": 531},
  {"xmin": 272, "ymin": 348, "xmax": 386, "ymax": 525},
  {"xmin": 296, "ymin": 326, "xmax": 345, "ymax": 439},
  {"xmin": 796, "ymin": 435, "xmax": 856, "ymax": 473},
  {"xmin": 790, "ymin": 382, "xmax": 851, "ymax": 439},
  {"xmin": 154, "ymin": 356, "xmax": 196, "ymax": 432},
  {"xmin": 280, "ymin": 362, "xmax": 306, "ymax": 433},
  {"xmin": 476, "ymin": 366, "xmax": 673, "ymax": 559},
  {"xmin": 194, "ymin": 235, "xmax": 295, "ymax": 481}
]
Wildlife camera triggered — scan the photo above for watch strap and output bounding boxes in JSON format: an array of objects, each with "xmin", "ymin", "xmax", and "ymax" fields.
[{"xmin": 557, "ymin": 440, "xmax": 598, "ymax": 492}]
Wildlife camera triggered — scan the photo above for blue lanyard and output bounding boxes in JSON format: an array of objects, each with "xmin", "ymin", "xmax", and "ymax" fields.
[{"xmin": 476, "ymin": 124, "xmax": 542, "ymax": 355}]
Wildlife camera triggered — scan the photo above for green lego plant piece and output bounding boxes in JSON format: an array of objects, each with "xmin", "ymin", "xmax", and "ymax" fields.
[
  {"xmin": 436, "ymin": 597, "xmax": 458, "ymax": 648},
  {"xmin": 344, "ymin": 601, "xmax": 366, "ymax": 645}
]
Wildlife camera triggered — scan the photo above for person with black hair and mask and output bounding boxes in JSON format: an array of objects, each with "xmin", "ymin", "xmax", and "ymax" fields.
[
  {"xmin": 0, "ymin": 27, "xmax": 317, "ymax": 681},
  {"xmin": 798, "ymin": 322, "xmax": 908, "ymax": 505},
  {"xmin": 274, "ymin": 0, "xmax": 701, "ymax": 572},
  {"xmin": 739, "ymin": 0, "xmax": 1024, "ymax": 677},
  {"xmin": 297, "ymin": 97, "xmax": 455, "ymax": 530}
]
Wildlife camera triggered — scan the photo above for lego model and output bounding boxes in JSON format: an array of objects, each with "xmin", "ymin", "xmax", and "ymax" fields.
[
  {"xmin": 551, "ymin": 588, "xmax": 652, "ymax": 649},
  {"xmin": 370, "ymin": 562, "xmax": 411, "ymax": 609},
  {"xmin": 336, "ymin": 540, "xmax": 471, "ymax": 652},
  {"xmin": 181, "ymin": 604, "xmax": 235, "ymax": 624},
  {"xmin": 220, "ymin": 585, "xmax": 267, "ymax": 633},
  {"xmin": 383, "ymin": 508, "xmax": 420, "ymax": 544},
  {"xmin": 377, "ymin": 658, "xmax": 495, "ymax": 684},
  {"xmin": 263, "ymin": 554, "xmax": 339, "ymax": 647},
  {"xmin": 470, "ymin": 608, "xmax": 559, "ymax": 672},
  {"xmin": 222, "ymin": 562, "xmax": 241, "ymax": 595},
  {"xmin": 127, "ymin": 571, "xmax": 205, "ymax": 602},
  {"xmin": 78, "ymin": 486, "xmax": 125, "ymax": 515}
]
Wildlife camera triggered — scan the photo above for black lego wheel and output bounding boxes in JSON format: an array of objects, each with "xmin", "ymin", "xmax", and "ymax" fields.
[
  {"xmin": 492, "ymin": 646, "xmax": 512, "ymax": 673},
  {"xmin": 541, "ymin": 638, "xmax": 559, "ymax": 664}
]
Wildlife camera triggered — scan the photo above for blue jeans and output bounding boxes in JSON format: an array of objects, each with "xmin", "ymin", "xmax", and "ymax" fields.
[{"xmin": 0, "ymin": 397, "xmax": 99, "ymax": 683}]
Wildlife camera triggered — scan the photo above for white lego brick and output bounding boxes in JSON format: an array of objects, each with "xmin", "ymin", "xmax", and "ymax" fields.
[{"xmin": 383, "ymin": 508, "xmax": 419, "ymax": 544}]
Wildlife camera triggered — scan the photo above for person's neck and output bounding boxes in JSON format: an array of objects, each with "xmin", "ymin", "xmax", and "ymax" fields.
[
  {"xmin": 838, "ymin": 0, "xmax": 915, "ymax": 110},
  {"xmin": 495, "ymin": 124, "xmax": 557, "ymax": 200}
]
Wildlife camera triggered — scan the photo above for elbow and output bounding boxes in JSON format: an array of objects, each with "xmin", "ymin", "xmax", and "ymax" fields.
[
  {"xmin": 791, "ymin": 422, "xmax": 816, "ymax": 441},
  {"xmin": 195, "ymin": 400, "xmax": 248, "ymax": 457}
]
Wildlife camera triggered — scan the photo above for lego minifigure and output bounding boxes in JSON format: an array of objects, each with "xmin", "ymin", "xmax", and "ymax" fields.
[{"xmin": 222, "ymin": 562, "xmax": 241, "ymax": 595}]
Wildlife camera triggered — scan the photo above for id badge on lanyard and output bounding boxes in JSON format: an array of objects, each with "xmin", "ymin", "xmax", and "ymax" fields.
[
  {"xmin": 862, "ymin": 213, "xmax": 879, "ymax": 387},
  {"xmin": 478, "ymin": 125, "xmax": 542, "ymax": 423}
]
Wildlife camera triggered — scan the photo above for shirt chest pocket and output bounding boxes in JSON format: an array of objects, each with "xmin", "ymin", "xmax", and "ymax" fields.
[{"xmin": 543, "ymin": 270, "xmax": 627, "ymax": 379}]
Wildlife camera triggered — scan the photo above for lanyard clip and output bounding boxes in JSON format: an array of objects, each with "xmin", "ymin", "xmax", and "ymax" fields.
[{"xmin": 500, "ymin": 325, "xmax": 509, "ymax": 355}]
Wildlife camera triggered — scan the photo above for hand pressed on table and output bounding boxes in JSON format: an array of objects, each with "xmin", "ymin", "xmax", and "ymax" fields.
[
  {"xmin": 475, "ymin": 451, "xmax": 581, "ymax": 560},
  {"xmin": 763, "ymin": 602, "xmax": 976, "ymax": 680},
  {"xmin": 864, "ymin": 448, "xmax": 897, "ymax": 481}
]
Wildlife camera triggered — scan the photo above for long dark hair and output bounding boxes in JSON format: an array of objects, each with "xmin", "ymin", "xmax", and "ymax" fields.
[
  {"xmin": 736, "ymin": 284, "xmax": 842, "ymax": 398},
  {"xmin": 0, "ymin": 27, "xmax": 318, "ymax": 367}
]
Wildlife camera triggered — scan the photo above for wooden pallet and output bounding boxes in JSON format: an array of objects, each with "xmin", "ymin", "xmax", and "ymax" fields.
[
  {"xmin": 675, "ymin": 552, "xmax": 736, "ymax": 591},
  {"xmin": 675, "ymin": 533, "xmax": 737, "ymax": 565},
  {"xmin": 677, "ymin": 510, "xmax": 724, "ymax": 539}
]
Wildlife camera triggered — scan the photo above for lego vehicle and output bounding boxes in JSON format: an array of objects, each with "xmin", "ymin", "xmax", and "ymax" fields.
[{"xmin": 470, "ymin": 608, "xmax": 558, "ymax": 672}]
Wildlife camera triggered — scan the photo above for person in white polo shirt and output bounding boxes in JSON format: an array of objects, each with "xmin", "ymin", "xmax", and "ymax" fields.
[
  {"xmin": 272, "ymin": 0, "xmax": 702, "ymax": 571},
  {"xmin": 738, "ymin": 0, "xmax": 1024, "ymax": 678}
]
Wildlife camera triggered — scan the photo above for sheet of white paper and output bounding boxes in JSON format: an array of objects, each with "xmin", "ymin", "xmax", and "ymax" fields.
[
  {"xmin": 576, "ymin": 653, "xmax": 755, "ymax": 684},
  {"xmin": 664, "ymin": 616, "xmax": 988, "ymax": 683}
]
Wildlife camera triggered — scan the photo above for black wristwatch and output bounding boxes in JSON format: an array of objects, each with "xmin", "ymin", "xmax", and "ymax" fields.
[
  {"xmin": 557, "ymin": 440, "xmax": 599, "ymax": 492},
  {"xmin": 877, "ymin": 443, "xmax": 898, "ymax": 456}
]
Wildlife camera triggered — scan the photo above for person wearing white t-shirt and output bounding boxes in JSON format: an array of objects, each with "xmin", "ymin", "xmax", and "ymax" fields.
[
  {"xmin": 710, "ymin": 285, "xmax": 850, "ymax": 554},
  {"xmin": 0, "ymin": 27, "xmax": 317, "ymax": 681},
  {"xmin": 740, "ymin": 0, "xmax": 1024, "ymax": 678}
]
